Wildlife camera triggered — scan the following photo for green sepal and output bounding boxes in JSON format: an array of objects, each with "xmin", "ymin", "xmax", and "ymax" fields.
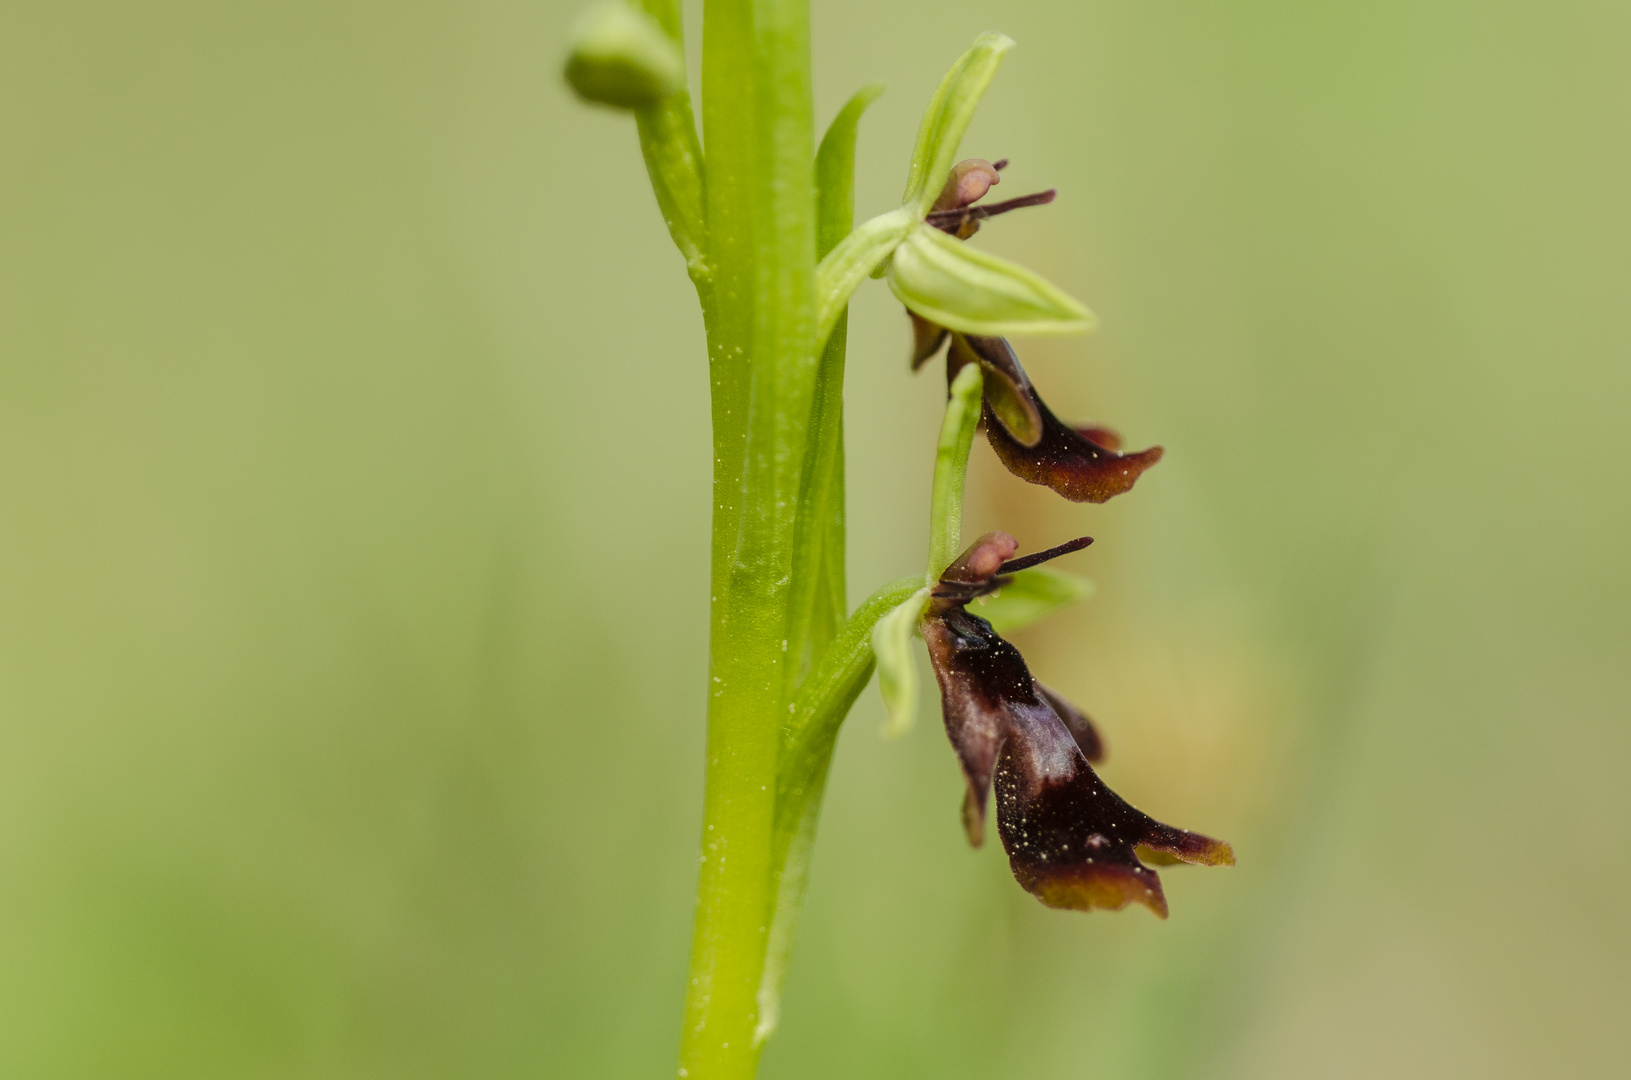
[
  {"xmin": 976, "ymin": 566, "xmax": 1095, "ymax": 635},
  {"xmin": 563, "ymin": 2, "xmax": 685, "ymax": 110},
  {"xmin": 901, "ymin": 33, "xmax": 1015, "ymax": 216},
  {"xmin": 872, "ymin": 586, "xmax": 930, "ymax": 738},
  {"xmin": 887, "ymin": 223, "xmax": 1096, "ymax": 337}
]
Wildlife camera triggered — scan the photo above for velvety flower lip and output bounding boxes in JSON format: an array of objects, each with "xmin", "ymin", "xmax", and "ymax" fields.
[
  {"xmin": 944, "ymin": 333, "xmax": 1165, "ymax": 503},
  {"xmin": 1035, "ymin": 681, "xmax": 1104, "ymax": 763},
  {"xmin": 922, "ymin": 532, "xmax": 1233, "ymax": 916},
  {"xmin": 978, "ymin": 371, "xmax": 1164, "ymax": 503},
  {"xmin": 910, "ymin": 311, "xmax": 951, "ymax": 369}
]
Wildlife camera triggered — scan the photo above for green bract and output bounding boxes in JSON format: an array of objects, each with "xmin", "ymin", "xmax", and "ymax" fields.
[
  {"xmin": 563, "ymin": 2, "xmax": 685, "ymax": 110},
  {"xmin": 887, "ymin": 223, "xmax": 1096, "ymax": 337},
  {"xmin": 977, "ymin": 565, "xmax": 1096, "ymax": 635},
  {"xmin": 872, "ymin": 587, "xmax": 930, "ymax": 737}
]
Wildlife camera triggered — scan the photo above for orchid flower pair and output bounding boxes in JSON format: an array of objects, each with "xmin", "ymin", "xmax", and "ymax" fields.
[
  {"xmin": 567, "ymin": 16, "xmax": 1233, "ymax": 1068},
  {"xmin": 869, "ymin": 154, "xmax": 1232, "ymax": 917}
]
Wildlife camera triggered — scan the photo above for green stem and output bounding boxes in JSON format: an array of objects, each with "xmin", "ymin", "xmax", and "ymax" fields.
[
  {"xmin": 679, "ymin": 0, "xmax": 816, "ymax": 1075},
  {"xmin": 633, "ymin": 0, "xmax": 707, "ymax": 284}
]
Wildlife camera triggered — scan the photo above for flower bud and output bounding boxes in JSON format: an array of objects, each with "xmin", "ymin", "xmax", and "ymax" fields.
[{"xmin": 563, "ymin": 2, "xmax": 685, "ymax": 111}]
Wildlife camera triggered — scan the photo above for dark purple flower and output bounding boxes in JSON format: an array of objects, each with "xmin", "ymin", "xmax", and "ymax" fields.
[{"xmin": 921, "ymin": 532, "xmax": 1233, "ymax": 916}]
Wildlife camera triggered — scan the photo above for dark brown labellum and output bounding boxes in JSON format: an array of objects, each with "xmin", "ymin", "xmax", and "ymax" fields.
[
  {"xmin": 982, "ymin": 389, "xmax": 1163, "ymax": 503},
  {"xmin": 920, "ymin": 534, "xmax": 1232, "ymax": 916},
  {"xmin": 938, "ymin": 332, "xmax": 1163, "ymax": 502}
]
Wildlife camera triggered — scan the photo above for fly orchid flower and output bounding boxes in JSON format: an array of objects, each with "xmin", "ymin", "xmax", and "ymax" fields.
[
  {"xmin": 907, "ymin": 161, "xmax": 1165, "ymax": 503},
  {"xmin": 922, "ymin": 531, "xmax": 1234, "ymax": 916}
]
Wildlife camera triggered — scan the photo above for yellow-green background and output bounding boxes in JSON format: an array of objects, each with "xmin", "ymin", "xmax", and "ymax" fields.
[{"xmin": 3, "ymin": 1, "xmax": 1626, "ymax": 1076}]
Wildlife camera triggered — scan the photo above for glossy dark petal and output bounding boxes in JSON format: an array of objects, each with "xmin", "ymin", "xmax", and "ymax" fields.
[
  {"xmin": 1035, "ymin": 681, "xmax": 1104, "ymax": 763},
  {"xmin": 996, "ymin": 535, "xmax": 1094, "ymax": 575},
  {"xmin": 984, "ymin": 392, "xmax": 1164, "ymax": 503},
  {"xmin": 910, "ymin": 312, "xmax": 950, "ymax": 370},
  {"xmin": 948, "ymin": 334, "xmax": 1043, "ymax": 447},
  {"xmin": 926, "ymin": 188, "xmax": 1057, "ymax": 239},
  {"xmin": 994, "ymin": 706, "xmax": 1233, "ymax": 918}
]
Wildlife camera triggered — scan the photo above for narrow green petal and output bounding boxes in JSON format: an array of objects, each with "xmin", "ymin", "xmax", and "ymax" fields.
[
  {"xmin": 902, "ymin": 33, "xmax": 1016, "ymax": 216},
  {"xmin": 887, "ymin": 223, "xmax": 1095, "ymax": 337},
  {"xmin": 872, "ymin": 587, "xmax": 930, "ymax": 738},
  {"xmin": 977, "ymin": 566, "xmax": 1096, "ymax": 635}
]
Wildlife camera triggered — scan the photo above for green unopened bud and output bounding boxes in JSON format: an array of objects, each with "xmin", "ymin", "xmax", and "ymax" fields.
[{"xmin": 563, "ymin": 2, "xmax": 684, "ymax": 111}]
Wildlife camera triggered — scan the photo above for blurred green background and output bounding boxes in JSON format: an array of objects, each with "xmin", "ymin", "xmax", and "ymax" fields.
[{"xmin": 3, "ymin": 1, "xmax": 1627, "ymax": 1077}]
